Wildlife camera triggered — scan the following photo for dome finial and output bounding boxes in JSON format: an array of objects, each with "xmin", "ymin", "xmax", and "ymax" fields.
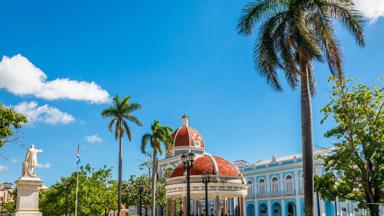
[{"xmin": 182, "ymin": 114, "xmax": 189, "ymax": 127}]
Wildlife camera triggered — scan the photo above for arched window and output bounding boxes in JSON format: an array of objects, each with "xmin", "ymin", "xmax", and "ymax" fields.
[
  {"xmin": 288, "ymin": 202, "xmax": 295, "ymax": 216},
  {"xmin": 247, "ymin": 180, "xmax": 254, "ymax": 196},
  {"xmin": 260, "ymin": 203, "xmax": 268, "ymax": 216},
  {"xmin": 286, "ymin": 175, "xmax": 293, "ymax": 193},
  {"xmin": 272, "ymin": 177, "xmax": 279, "ymax": 193},
  {"xmin": 258, "ymin": 179, "xmax": 265, "ymax": 196}
]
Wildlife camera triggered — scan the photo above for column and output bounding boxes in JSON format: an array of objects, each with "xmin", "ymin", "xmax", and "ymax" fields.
[
  {"xmin": 266, "ymin": 174, "xmax": 270, "ymax": 194},
  {"xmin": 294, "ymin": 171, "xmax": 299, "ymax": 195},
  {"xmin": 280, "ymin": 173, "xmax": 284, "ymax": 195},
  {"xmin": 196, "ymin": 200, "xmax": 200, "ymax": 216},
  {"xmin": 166, "ymin": 198, "xmax": 171, "ymax": 216},
  {"xmin": 268, "ymin": 200, "xmax": 271, "ymax": 216},
  {"xmin": 223, "ymin": 199, "xmax": 227, "ymax": 216},
  {"xmin": 296, "ymin": 198, "xmax": 301, "ymax": 216},
  {"xmin": 240, "ymin": 196, "xmax": 246, "ymax": 216},
  {"xmin": 320, "ymin": 198, "xmax": 325, "ymax": 216},
  {"xmin": 216, "ymin": 195, "xmax": 221, "ymax": 216},
  {"xmin": 255, "ymin": 200, "xmax": 258, "ymax": 216}
]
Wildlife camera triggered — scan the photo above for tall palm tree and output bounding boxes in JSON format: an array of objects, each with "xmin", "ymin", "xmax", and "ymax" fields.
[
  {"xmin": 237, "ymin": 0, "xmax": 364, "ymax": 214},
  {"xmin": 102, "ymin": 95, "xmax": 143, "ymax": 215},
  {"xmin": 141, "ymin": 120, "xmax": 174, "ymax": 216}
]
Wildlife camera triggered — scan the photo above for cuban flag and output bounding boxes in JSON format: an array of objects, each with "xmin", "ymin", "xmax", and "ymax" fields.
[{"xmin": 76, "ymin": 144, "xmax": 80, "ymax": 165}]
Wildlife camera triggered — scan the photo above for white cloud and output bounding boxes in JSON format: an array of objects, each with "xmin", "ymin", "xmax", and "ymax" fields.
[
  {"xmin": 0, "ymin": 54, "xmax": 110, "ymax": 104},
  {"xmin": 85, "ymin": 134, "xmax": 102, "ymax": 143},
  {"xmin": 353, "ymin": 0, "xmax": 384, "ymax": 23},
  {"xmin": 0, "ymin": 165, "xmax": 8, "ymax": 172},
  {"xmin": 11, "ymin": 158, "xmax": 18, "ymax": 163},
  {"xmin": 13, "ymin": 101, "xmax": 75, "ymax": 125},
  {"xmin": 36, "ymin": 162, "xmax": 50, "ymax": 169}
]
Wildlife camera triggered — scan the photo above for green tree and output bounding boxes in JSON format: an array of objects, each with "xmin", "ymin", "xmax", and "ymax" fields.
[
  {"xmin": 122, "ymin": 174, "xmax": 167, "ymax": 215},
  {"xmin": 237, "ymin": 0, "xmax": 365, "ymax": 214},
  {"xmin": 39, "ymin": 164, "xmax": 118, "ymax": 216},
  {"xmin": 315, "ymin": 77, "xmax": 384, "ymax": 216},
  {"xmin": 0, "ymin": 104, "xmax": 27, "ymax": 147},
  {"xmin": 101, "ymin": 95, "xmax": 143, "ymax": 215},
  {"xmin": 141, "ymin": 120, "xmax": 173, "ymax": 216}
]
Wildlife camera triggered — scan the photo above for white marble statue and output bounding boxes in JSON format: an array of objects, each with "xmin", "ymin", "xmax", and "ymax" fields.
[{"xmin": 22, "ymin": 144, "xmax": 43, "ymax": 177}]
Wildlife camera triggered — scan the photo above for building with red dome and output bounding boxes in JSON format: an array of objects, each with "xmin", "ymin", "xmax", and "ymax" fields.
[{"xmin": 158, "ymin": 115, "xmax": 248, "ymax": 216}]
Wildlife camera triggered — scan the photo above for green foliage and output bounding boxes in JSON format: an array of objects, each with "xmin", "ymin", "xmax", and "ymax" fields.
[
  {"xmin": 237, "ymin": 0, "xmax": 364, "ymax": 91},
  {"xmin": 141, "ymin": 120, "xmax": 174, "ymax": 156},
  {"xmin": 4, "ymin": 189, "xmax": 17, "ymax": 213},
  {"xmin": 4, "ymin": 201, "xmax": 16, "ymax": 214},
  {"xmin": 122, "ymin": 174, "xmax": 167, "ymax": 209},
  {"xmin": 101, "ymin": 95, "xmax": 143, "ymax": 142},
  {"xmin": 316, "ymin": 77, "xmax": 384, "ymax": 215},
  {"xmin": 0, "ymin": 104, "xmax": 27, "ymax": 147},
  {"xmin": 39, "ymin": 164, "xmax": 117, "ymax": 216}
]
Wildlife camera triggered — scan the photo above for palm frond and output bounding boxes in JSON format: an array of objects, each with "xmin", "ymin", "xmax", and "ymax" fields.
[
  {"xmin": 325, "ymin": 1, "xmax": 365, "ymax": 46},
  {"xmin": 108, "ymin": 118, "xmax": 117, "ymax": 133},
  {"xmin": 255, "ymin": 12, "xmax": 288, "ymax": 91},
  {"xmin": 123, "ymin": 121, "xmax": 132, "ymax": 141},
  {"xmin": 123, "ymin": 114, "xmax": 143, "ymax": 127},
  {"xmin": 237, "ymin": 0, "xmax": 286, "ymax": 35},
  {"xmin": 101, "ymin": 108, "xmax": 117, "ymax": 118},
  {"xmin": 127, "ymin": 103, "xmax": 142, "ymax": 113},
  {"xmin": 291, "ymin": 12, "xmax": 323, "ymax": 61},
  {"xmin": 141, "ymin": 134, "xmax": 152, "ymax": 154}
]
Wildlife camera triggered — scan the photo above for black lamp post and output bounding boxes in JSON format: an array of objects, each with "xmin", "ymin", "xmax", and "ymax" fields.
[
  {"xmin": 201, "ymin": 172, "xmax": 211, "ymax": 216},
  {"xmin": 138, "ymin": 185, "xmax": 143, "ymax": 216},
  {"xmin": 181, "ymin": 152, "xmax": 195, "ymax": 216}
]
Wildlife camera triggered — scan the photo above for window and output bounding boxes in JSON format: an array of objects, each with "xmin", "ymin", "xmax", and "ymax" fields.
[
  {"xmin": 286, "ymin": 175, "xmax": 293, "ymax": 193},
  {"xmin": 272, "ymin": 177, "xmax": 279, "ymax": 193},
  {"xmin": 247, "ymin": 180, "xmax": 253, "ymax": 196},
  {"xmin": 300, "ymin": 174, "xmax": 304, "ymax": 192},
  {"xmin": 258, "ymin": 179, "xmax": 265, "ymax": 196}
]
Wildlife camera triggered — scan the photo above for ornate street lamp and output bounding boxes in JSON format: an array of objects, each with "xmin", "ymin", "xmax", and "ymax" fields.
[
  {"xmin": 201, "ymin": 172, "xmax": 211, "ymax": 216},
  {"xmin": 181, "ymin": 152, "xmax": 195, "ymax": 216},
  {"xmin": 138, "ymin": 184, "xmax": 144, "ymax": 216}
]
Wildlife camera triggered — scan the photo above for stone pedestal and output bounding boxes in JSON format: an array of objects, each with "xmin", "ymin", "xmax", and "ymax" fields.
[{"xmin": 15, "ymin": 176, "xmax": 43, "ymax": 216}]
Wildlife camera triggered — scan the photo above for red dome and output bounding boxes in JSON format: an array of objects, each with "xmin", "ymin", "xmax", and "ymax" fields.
[
  {"xmin": 172, "ymin": 115, "xmax": 205, "ymax": 149},
  {"xmin": 170, "ymin": 154, "xmax": 240, "ymax": 178}
]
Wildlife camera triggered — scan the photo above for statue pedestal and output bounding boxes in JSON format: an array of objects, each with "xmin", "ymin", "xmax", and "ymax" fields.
[{"xmin": 15, "ymin": 176, "xmax": 43, "ymax": 216}]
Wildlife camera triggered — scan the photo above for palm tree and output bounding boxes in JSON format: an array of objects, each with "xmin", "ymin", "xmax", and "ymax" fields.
[
  {"xmin": 101, "ymin": 95, "xmax": 143, "ymax": 215},
  {"xmin": 237, "ymin": 0, "xmax": 364, "ymax": 214},
  {"xmin": 141, "ymin": 120, "xmax": 174, "ymax": 216}
]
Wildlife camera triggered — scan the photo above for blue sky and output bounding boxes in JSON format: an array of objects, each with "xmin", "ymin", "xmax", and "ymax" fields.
[{"xmin": 0, "ymin": 0, "xmax": 383, "ymax": 186}]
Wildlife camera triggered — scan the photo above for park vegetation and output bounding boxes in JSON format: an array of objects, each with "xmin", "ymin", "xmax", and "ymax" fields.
[
  {"xmin": 315, "ymin": 77, "xmax": 384, "ymax": 216},
  {"xmin": 0, "ymin": 103, "xmax": 27, "ymax": 147}
]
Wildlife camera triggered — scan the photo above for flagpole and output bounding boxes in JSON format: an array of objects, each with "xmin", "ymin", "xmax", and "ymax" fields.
[{"xmin": 75, "ymin": 145, "xmax": 80, "ymax": 216}]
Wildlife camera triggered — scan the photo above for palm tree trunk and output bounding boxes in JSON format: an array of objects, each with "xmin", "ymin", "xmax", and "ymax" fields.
[
  {"xmin": 151, "ymin": 150, "xmax": 158, "ymax": 216},
  {"xmin": 300, "ymin": 57, "xmax": 314, "ymax": 216},
  {"xmin": 118, "ymin": 136, "xmax": 123, "ymax": 216}
]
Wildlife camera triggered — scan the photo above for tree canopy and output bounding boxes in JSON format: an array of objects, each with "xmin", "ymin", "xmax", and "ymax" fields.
[
  {"xmin": 0, "ymin": 104, "xmax": 27, "ymax": 147},
  {"xmin": 315, "ymin": 77, "xmax": 384, "ymax": 216},
  {"xmin": 39, "ymin": 164, "xmax": 118, "ymax": 216}
]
